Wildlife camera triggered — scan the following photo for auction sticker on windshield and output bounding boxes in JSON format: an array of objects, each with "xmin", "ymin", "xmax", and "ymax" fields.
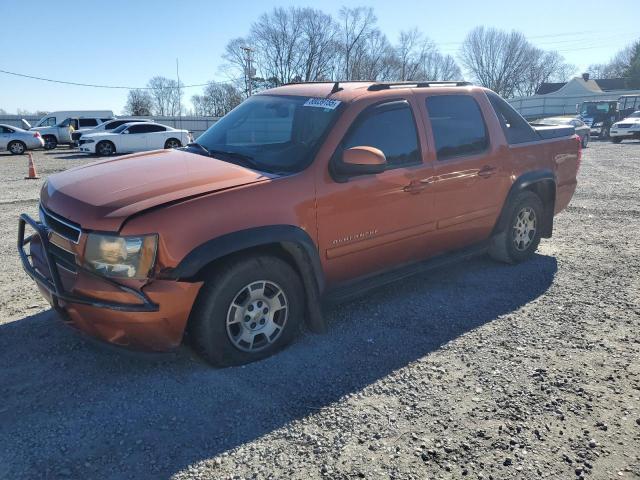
[{"xmin": 303, "ymin": 98, "xmax": 341, "ymax": 110}]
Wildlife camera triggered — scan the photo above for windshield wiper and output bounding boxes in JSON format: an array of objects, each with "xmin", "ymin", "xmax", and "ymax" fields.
[
  {"xmin": 183, "ymin": 142, "xmax": 212, "ymax": 156},
  {"xmin": 206, "ymin": 149, "xmax": 269, "ymax": 172}
]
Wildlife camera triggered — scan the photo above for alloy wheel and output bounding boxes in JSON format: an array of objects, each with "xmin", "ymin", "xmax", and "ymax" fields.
[
  {"xmin": 10, "ymin": 142, "xmax": 25, "ymax": 154},
  {"xmin": 225, "ymin": 280, "xmax": 288, "ymax": 352},
  {"xmin": 512, "ymin": 207, "xmax": 537, "ymax": 251}
]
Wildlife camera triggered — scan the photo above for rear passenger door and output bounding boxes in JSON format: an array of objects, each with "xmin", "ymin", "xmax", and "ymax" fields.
[
  {"xmin": 143, "ymin": 124, "xmax": 169, "ymax": 149},
  {"xmin": 420, "ymin": 93, "xmax": 510, "ymax": 253}
]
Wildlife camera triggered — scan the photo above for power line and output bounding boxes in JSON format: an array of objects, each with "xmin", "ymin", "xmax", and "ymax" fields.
[{"xmin": 0, "ymin": 68, "xmax": 239, "ymax": 90}]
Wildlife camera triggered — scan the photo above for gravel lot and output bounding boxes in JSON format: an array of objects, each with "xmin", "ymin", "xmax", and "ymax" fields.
[{"xmin": 0, "ymin": 142, "xmax": 639, "ymax": 480}]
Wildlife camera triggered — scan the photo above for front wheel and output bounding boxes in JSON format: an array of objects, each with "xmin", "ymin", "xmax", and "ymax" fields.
[
  {"xmin": 189, "ymin": 256, "xmax": 305, "ymax": 366},
  {"xmin": 488, "ymin": 191, "xmax": 543, "ymax": 264},
  {"xmin": 43, "ymin": 135, "xmax": 57, "ymax": 150},
  {"xmin": 96, "ymin": 141, "xmax": 116, "ymax": 156}
]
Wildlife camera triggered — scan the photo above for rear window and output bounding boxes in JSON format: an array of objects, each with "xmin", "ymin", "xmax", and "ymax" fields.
[
  {"xmin": 425, "ymin": 95, "xmax": 489, "ymax": 160},
  {"xmin": 486, "ymin": 92, "xmax": 538, "ymax": 144}
]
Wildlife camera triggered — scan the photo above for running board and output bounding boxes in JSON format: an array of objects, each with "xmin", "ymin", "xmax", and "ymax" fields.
[{"xmin": 323, "ymin": 242, "xmax": 489, "ymax": 305}]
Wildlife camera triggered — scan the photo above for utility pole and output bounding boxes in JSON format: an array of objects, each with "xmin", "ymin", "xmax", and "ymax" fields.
[{"xmin": 241, "ymin": 46, "xmax": 254, "ymax": 96}]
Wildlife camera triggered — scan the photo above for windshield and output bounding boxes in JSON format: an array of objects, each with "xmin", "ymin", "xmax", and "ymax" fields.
[
  {"xmin": 629, "ymin": 111, "xmax": 640, "ymax": 118},
  {"xmin": 581, "ymin": 103, "xmax": 613, "ymax": 116},
  {"xmin": 194, "ymin": 94, "xmax": 342, "ymax": 173}
]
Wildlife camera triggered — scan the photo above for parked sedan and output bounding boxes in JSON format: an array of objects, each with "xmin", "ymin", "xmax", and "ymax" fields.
[
  {"xmin": 610, "ymin": 111, "xmax": 640, "ymax": 143},
  {"xmin": 72, "ymin": 118, "xmax": 153, "ymax": 145},
  {"xmin": 537, "ymin": 117, "xmax": 590, "ymax": 147},
  {"xmin": 78, "ymin": 122, "xmax": 192, "ymax": 156},
  {"xmin": 0, "ymin": 124, "xmax": 45, "ymax": 154}
]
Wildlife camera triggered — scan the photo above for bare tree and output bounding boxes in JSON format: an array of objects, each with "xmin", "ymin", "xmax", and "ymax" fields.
[
  {"xmin": 460, "ymin": 27, "xmax": 572, "ymax": 98},
  {"xmin": 299, "ymin": 8, "xmax": 339, "ymax": 81},
  {"xmin": 588, "ymin": 42, "xmax": 637, "ymax": 79},
  {"xmin": 147, "ymin": 76, "xmax": 183, "ymax": 116},
  {"xmin": 396, "ymin": 29, "xmax": 433, "ymax": 80},
  {"xmin": 419, "ymin": 52, "xmax": 463, "ymax": 81},
  {"xmin": 192, "ymin": 83, "xmax": 243, "ymax": 117},
  {"xmin": 337, "ymin": 7, "xmax": 377, "ymax": 80},
  {"xmin": 123, "ymin": 89, "xmax": 153, "ymax": 116}
]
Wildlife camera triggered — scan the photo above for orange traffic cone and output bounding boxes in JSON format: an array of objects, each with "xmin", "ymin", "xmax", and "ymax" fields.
[{"xmin": 25, "ymin": 153, "xmax": 39, "ymax": 180}]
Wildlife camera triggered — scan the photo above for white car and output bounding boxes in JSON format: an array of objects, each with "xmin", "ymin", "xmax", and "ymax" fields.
[
  {"xmin": 0, "ymin": 124, "xmax": 45, "ymax": 154},
  {"xmin": 78, "ymin": 122, "xmax": 192, "ymax": 156},
  {"xmin": 610, "ymin": 111, "xmax": 640, "ymax": 143},
  {"xmin": 71, "ymin": 118, "xmax": 152, "ymax": 145}
]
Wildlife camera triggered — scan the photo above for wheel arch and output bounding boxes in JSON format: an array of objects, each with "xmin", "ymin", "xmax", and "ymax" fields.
[
  {"xmin": 164, "ymin": 225, "xmax": 327, "ymax": 333},
  {"xmin": 493, "ymin": 170, "xmax": 556, "ymax": 238}
]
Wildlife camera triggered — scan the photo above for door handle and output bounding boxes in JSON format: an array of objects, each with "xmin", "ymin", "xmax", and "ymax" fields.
[
  {"xmin": 478, "ymin": 166, "xmax": 497, "ymax": 178},
  {"xmin": 403, "ymin": 178, "xmax": 433, "ymax": 194}
]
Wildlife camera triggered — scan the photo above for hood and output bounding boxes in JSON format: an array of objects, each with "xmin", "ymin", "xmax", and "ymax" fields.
[
  {"xmin": 42, "ymin": 149, "xmax": 276, "ymax": 231},
  {"xmin": 82, "ymin": 131, "xmax": 116, "ymax": 139}
]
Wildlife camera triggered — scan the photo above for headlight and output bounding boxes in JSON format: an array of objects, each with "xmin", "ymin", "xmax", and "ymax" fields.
[
  {"xmin": 593, "ymin": 122, "xmax": 603, "ymax": 127},
  {"xmin": 84, "ymin": 233, "xmax": 157, "ymax": 279},
  {"xmin": 83, "ymin": 139, "xmax": 95, "ymax": 144}
]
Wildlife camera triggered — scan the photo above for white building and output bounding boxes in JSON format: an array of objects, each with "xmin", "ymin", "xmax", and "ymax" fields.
[{"xmin": 509, "ymin": 74, "xmax": 640, "ymax": 120}]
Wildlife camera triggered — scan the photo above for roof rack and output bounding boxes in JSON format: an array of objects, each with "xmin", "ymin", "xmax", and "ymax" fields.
[{"xmin": 367, "ymin": 81, "xmax": 471, "ymax": 91}]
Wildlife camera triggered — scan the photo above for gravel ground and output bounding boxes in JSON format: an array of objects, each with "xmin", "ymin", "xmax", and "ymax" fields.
[{"xmin": 0, "ymin": 142, "xmax": 639, "ymax": 480}]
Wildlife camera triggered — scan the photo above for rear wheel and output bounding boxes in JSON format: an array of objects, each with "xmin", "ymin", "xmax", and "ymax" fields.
[
  {"xmin": 611, "ymin": 137, "xmax": 622, "ymax": 144},
  {"xmin": 43, "ymin": 135, "xmax": 57, "ymax": 150},
  {"xmin": 96, "ymin": 140, "xmax": 116, "ymax": 156},
  {"xmin": 8, "ymin": 140, "xmax": 26, "ymax": 155},
  {"xmin": 489, "ymin": 191, "xmax": 543, "ymax": 264},
  {"xmin": 164, "ymin": 138, "xmax": 181, "ymax": 149},
  {"xmin": 190, "ymin": 255, "xmax": 304, "ymax": 366}
]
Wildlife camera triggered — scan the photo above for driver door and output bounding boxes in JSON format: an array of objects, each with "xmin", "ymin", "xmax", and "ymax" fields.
[
  {"xmin": 316, "ymin": 98, "xmax": 436, "ymax": 285},
  {"xmin": 119, "ymin": 124, "xmax": 148, "ymax": 152}
]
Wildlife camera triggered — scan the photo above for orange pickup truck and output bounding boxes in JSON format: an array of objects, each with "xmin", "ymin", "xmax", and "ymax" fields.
[{"xmin": 18, "ymin": 81, "xmax": 580, "ymax": 366}]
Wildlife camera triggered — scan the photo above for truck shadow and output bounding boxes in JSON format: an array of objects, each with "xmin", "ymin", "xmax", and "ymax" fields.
[{"xmin": 0, "ymin": 254, "xmax": 557, "ymax": 479}]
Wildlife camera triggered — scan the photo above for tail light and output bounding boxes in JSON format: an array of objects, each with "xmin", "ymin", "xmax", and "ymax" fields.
[
  {"xmin": 574, "ymin": 134, "xmax": 582, "ymax": 172},
  {"xmin": 33, "ymin": 131, "xmax": 41, "ymax": 138}
]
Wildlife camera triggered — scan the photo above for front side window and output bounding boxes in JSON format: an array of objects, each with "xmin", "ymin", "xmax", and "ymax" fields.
[
  {"xmin": 36, "ymin": 117, "xmax": 56, "ymax": 127},
  {"xmin": 195, "ymin": 95, "xmax": 342, "ymax": 173},
  {"xmin": 426, "ymin": 95, "xmax": 489, "ymax": 159},
  {"xmin": 127, "ymin": 124, "xmax": 147, "ymax": 134},
  {"xmin": 79, "ymin": 119, "xmax": 98, "ymax": 127},
  {"xmin": 341, "ymin": 101, "xmax": 420, "ymax": 168}
]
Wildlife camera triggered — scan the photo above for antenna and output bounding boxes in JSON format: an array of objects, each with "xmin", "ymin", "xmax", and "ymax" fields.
[{"xmin": 176, "ymin": 58, "xmax": 182, "ymax": 131}]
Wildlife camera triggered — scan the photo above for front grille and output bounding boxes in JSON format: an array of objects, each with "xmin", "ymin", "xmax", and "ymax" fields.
[
  {"xmin": 49, "ymin": 243, "xmax": 77, "ymax": 273},
  {"xmin": 39, "ymin": 206, "xmax": 81, "ymax": 243}
]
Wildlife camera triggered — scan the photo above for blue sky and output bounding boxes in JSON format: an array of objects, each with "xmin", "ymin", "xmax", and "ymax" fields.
[{"xmin": 0, "ymin": 0, "xmax": 638, "ymax": 114}]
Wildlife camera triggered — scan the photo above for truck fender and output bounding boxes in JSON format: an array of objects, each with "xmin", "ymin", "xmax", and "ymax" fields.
[
  {"xmin": 165, "ymin": 225, "xmax": 327, "ymax": 333},
  {"xmin": 493, "ymin": 170, "xmax": 556, "ymax": 238}
]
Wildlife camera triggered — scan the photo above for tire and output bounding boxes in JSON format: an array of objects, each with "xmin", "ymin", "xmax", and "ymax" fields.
[
  {"xmin": 611, "ymin": 137, "xmax": 622, "ymax": 144},
  {"xmin": 488, "ymin": 191, "xmax": 544, "ymax": 264},
  {"xmin": 582, "ymin": 134, "xmax": 589, "ymax": 148},
  {"xmin": 189, "ymin": 255, "xmax": 305, "ymax": 366},
  {"xmin": 96, "ymin": 140, "xmax": 116, "ymax": 156},
  {"xmin": 164, "ymin": 138, "xmax": 181, "ymax": 149},
  {"xmin": 43, "ymin": 135, "xmax": 57, "ymax": 150},
  {"xmin": 8, "ymin": 140, "xmax": 26, "ymax": 155}
]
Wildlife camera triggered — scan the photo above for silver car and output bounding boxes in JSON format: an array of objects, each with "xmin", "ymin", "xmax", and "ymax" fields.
[{"xmin": 0, "ymin": 124, "xmax": 45, "ymax": 154}]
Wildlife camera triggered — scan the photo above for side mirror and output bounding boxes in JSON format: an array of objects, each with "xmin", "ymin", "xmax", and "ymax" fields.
[{"xmin": 335, "ymin": 146, "xmax": 387, "ymax": 177}]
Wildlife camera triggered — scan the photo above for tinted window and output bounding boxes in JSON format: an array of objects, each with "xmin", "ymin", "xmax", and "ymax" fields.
[
  {"xmin": 342, "ymin": 101, "xmax": 420, "ymax": 168},
  {"xmin": 127, "ymin": 124, "xmax": 147, "ymax": 134},
  {"xmin": 426, "ymin": 95, "xmax": 489, "ymax": 160},
  {"xmin": 486, "ymin": 92, "xmax": 539, "ymax": 145},
  {"xmin": 101, "ymin": 118, "xmax": 112, "ymax": 123},
  {"xmin": 1, "ymin": 126, "xmax": 14, "ymax": 133},
  {"xmin": 104, "ymin": 120, "xmax": 125, "ymax": 129},
  {"xmin": 145, "ymin": 124, "xmax": 166, "ymax": 133},
  {"xmin": 79, "ymin": 118, "xmax": 98, "ymax": 127}
]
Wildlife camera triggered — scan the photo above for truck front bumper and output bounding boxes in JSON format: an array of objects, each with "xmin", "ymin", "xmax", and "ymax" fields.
[{"xmin": 18, "ymin": 214, "xmax": 202, "ymax": 351}]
